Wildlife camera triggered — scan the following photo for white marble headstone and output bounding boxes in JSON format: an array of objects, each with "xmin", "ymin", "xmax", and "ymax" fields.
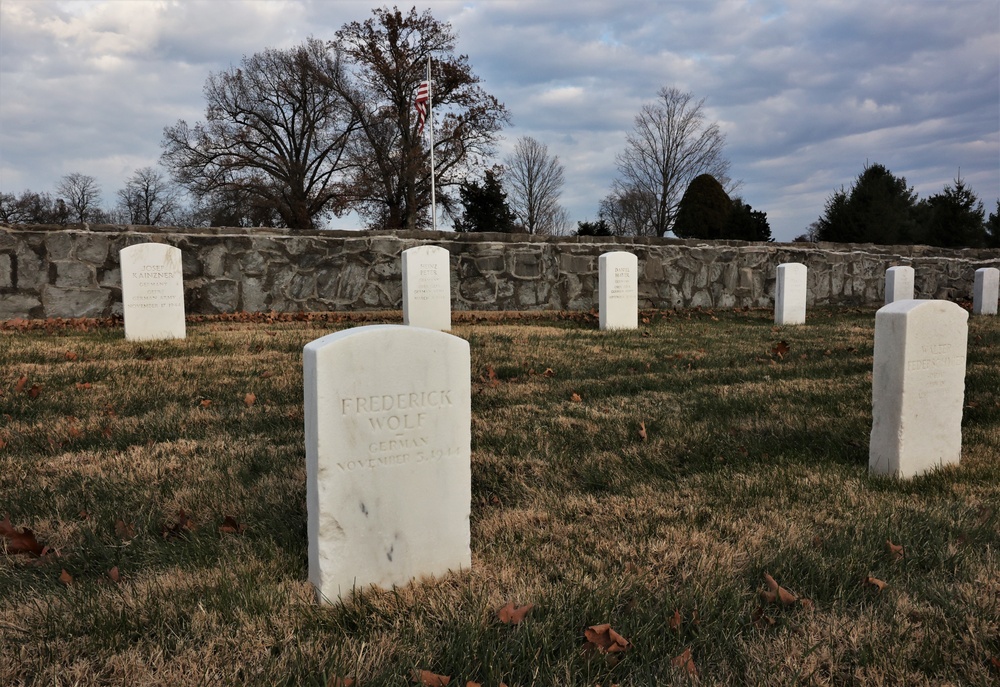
[
  {"xmin": 402, "ymin": 245, "xmax": 451, "ymax": 331},
  {"xmin": 304, "ymin": 325, "xmax": 471, "ymax": 603},
  {"xmin": 884, "ymin": 266, "xmax": 915, "ymax": 304},
  {"xmin": 774, "ymin": 262, "xmax": 807, "ymax": 325},
  {"xmin": 599, "ymin": 251, "xmax": 638, "ymax": 330},
  {"xmin": 870, "ymin": 300, "xmax": 968, "ymax": 479},
  {"xmin": 973, "ymin": 267, "xmax": 999, "ymax": 316},
  {"xmin": 120, "ymin": 243, "xmax": 186, "ymax": 341}
]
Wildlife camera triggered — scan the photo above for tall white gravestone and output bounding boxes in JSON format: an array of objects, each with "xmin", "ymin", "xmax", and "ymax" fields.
[
  {"xmin": 884, "ymin": 266, "xmax": 915, "ymax": 304},
  {"xmin": 304, "ymin": 325, "xmax": 471, "ymax": 603},
  {"xmin": 402, "ymin": 245, "xmax": 451, "ymax": 331},
  {"xmin": 599, "ymin": 251, "xmax": 638, "ymax": 330},
  {"xmin": 120, "ymin": 243, "xmax": 186, "ymax": 341},
  {"xmin": 870, "ymin": 300, "xmax": 968, "ymax": 479},
  {"xmin": 973, "ymin": 267, "xmax": 999, "ymax": 316},
  {"xmin": 774, "ymin": 262, "xmax": 807, "ymax": 325}
]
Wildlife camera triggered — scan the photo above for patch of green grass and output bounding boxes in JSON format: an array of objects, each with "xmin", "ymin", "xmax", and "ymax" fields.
[{"xmin": 2, "ymin": 307, "xmax": 999, "ymax": 686}]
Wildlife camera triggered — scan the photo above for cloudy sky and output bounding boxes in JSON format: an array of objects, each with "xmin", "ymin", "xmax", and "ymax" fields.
[{"xmin": 1, "ymin": 0, "xmax": 997, "ymax": 241}]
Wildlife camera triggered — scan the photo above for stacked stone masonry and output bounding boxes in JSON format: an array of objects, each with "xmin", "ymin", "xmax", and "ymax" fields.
[{"xmin": 1, "ymin": 224, "xmax": 997, "ymax": 320}]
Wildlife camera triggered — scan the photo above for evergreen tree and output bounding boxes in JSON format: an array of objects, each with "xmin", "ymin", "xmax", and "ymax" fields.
[
  {"xmin": 672, "ymin": 173, "xmax": 731, "ymax": 239},
  {"xmin": 454, "ymin": 169, "xmax": 516, "ymax": 232},
  {"xmin": 916, "ymin": 175, "xmax": 986, "ymax": 248},
  {"xmin": 726, "ymin": 198, "xmax": 772, "ymax": 241},
  {"xmin": 986, "ymin": 199, "xmax": 1000, "ymax": 248},
  {"xmin": 816, "ymin": 163, "xmax": 918, "ymax": 244},
  {"xmin": 575, "ymin": 219, "xmax": 612, "ymax": 236}
]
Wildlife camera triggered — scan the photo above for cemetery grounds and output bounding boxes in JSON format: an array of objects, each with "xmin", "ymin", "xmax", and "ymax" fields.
[{"xmin": 1, "ymin": 306, "xmax": 998, "ymax": 686}]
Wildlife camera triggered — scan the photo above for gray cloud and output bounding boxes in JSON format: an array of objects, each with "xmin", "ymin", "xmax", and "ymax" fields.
[{"xmin": 1, "ymin": 0, "xmax": 996, "ymax": 240}]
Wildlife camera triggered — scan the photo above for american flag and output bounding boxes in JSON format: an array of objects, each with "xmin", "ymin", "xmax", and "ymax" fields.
[{"xmin": 414, "ymin": 80, "xmax": 429, "ymax": 134}]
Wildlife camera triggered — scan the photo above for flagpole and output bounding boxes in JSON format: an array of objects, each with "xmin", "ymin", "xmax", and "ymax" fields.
[{"xmin": 427, "ymin": 57, "xmax": 437, "ymax": 231}]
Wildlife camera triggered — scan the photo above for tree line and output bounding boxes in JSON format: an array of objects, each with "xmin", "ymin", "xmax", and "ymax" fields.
[
  {"xmin": 2, "ymin": 6, "xmax": 995, "ymax": 247},
  {"xmin": 800, "ymin": 163, "xmax": 1000, "ymax": 248}
]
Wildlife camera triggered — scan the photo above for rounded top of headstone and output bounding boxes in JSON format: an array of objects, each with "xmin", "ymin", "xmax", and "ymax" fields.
[
  {"xmin": 876, "ymin": 298, "xmax": 969, "ymax": 321},
  {"xmin": 303, "ymin": 323, "xmax": 467, "ymax": 356}
]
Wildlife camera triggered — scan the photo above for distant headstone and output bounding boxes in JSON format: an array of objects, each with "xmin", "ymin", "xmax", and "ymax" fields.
[
  {"xmin": 304, "ymin": 325, "xmax": 471, "ymax": 603},
  {"xmin": 884, "ymin": 266, "xmax": 914, "ymax": 304},
  {"xmin": 774, "ymin": 262, "xmax": 807, "ymax": 325},
  {"xmin": 402, "ymin": 246, "xmax": 451, "ymax": 331},
  {"xmin": 120, "ymin": 243, "xmax": 185, "ymax": 341},
  {"xmin": 973, "ymin": 267, "xmax": 999, "ymax": 316},
  {"xmin": 599, "ymin": 251, "xmax": 638, "ymax": 330},
  {"xmin": 870, "ymin": 300, "xmax": 968, "ymax": 479}
]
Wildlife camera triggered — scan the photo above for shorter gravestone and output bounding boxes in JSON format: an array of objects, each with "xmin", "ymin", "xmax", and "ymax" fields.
[
  {"xmin": 599, "ymin": 251, "xmax": 638, "ymax": 330},
  {"xmin": 774, "ymin": 262, "xmax": 807, "ymax": 325},
  {"xmin": 884, "ymin": 266, "xmax": 914, "ymax": 304},
  {"xmin": 870, "ymin": 300, "xmax": 968, "ymax": 479},
  {"xmin": 402, "ymin": 245, "xmax": 451, "ymax": 331},
  {"xmin": 973, "ymin": 267, "xmax": 999, "ymax": 316},
  {"xmin": 304, "ymin": 325, "xmax": 471, "ymax": 603},
  {"xmin": 120, "ymin": 243, "xmax": 185, "ymax": 341}
]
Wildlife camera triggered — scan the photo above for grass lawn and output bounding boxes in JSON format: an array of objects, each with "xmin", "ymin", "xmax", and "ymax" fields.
[{"xmin": 1, "ymin": 307, "xmax": 998, "ymax": 686}]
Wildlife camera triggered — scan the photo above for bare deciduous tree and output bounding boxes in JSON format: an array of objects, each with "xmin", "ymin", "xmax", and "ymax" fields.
[
  {"xmin": 503, "ymin": 136, "xmax": 567, "ymax": 235},
  {"xmin": 598, "ymin": 187, "xmax": 657, "ymax": 236},
  {"xmin": 162, "ymin": 39, "xmax": 357, "ymax": 230},
  {"xmin": 334, "ymin": 7, "xmax": 510, "ymax": 230},
  {"xmin": 56, "ymin": 173, "xmax": 102, "ymax": 223},
  {"xmin": 116, "ymin": 167, "xmax": 181, "ymax": 226},
  {"xmin": 613, "ymin": 87, "xmax": 733, "ymax": 237}
]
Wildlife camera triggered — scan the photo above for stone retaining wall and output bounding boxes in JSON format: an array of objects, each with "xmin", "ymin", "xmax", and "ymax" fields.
[{"xmin": 1, "ymin": 224, "xmax": 998, "ymax": 319}]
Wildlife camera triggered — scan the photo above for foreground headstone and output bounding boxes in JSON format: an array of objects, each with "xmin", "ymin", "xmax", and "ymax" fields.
[
  {"xmin": 304, "ymin": 325, "xmax": 471, "ymax": 603},
  {"xmin": 870, "ymin": 300, "xmax": 968, "ymax": 479},
  {"xmin": 120, "ymin": 243, "xmax": 185, "ymax": 341},
  {"xmin": 402, "ymin": 245, "xmax": 451, "ymax": 331},
  {"xmin": 884, "ymin": 266, "xmax": 915, "ymax": 304},
  {"xmin": 774, "ymin": 263, "xmax": 807, "ymax": 325},
  {"xmin": 973, "ymin": 267, "xmax": 999, "ymax": 316},
  {"xmin": 599, "ymin": 251, "xmax": 638, "ymax": 330}
]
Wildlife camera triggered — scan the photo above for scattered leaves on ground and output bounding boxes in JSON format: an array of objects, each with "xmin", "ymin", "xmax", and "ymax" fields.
[
  {"xmin": 582, "ymin": 623, "xmax": 630, "ymax": 654},
  {"xmin": 865, "ymin": 575, "xmax": 887, "ymax": 593},
  {"xmin": 412, "ymin": 669, "xmax": 450, "ymax": 686},
  {"xmin": 671, "ymin": 647, "xmax": 699, "ymax": 678},
  {"xmin": 886, "ymin": 539, "xmax": 905, "ymax": 562},
  {"xmin": 497, "ymin": 601, "xmax": 534, "ymax": 625}
]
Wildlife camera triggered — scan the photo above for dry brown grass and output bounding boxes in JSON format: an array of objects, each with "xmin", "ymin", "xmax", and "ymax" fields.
[{"xmin": 1, "ymin": 307, "xmax": 998, "ymax": 686}]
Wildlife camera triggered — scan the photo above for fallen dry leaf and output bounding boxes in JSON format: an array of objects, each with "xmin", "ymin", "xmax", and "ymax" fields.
[
  {"xmin": 762, "ymin": 573, "xmax": 798, "ymax": 605},
  {"xmin": 244, "ymin": 392, "xmax": 256, "ymax": 407},
  {"xmin": 771, "ymin": 341, "xmax": 791, "ymax": 359},
  {"xmin": 115, "ymin": 519, "xmax": 135, "ymax": 541},
  {"xmin": 483, "ymin": 365, "xmax": 499, "ymax": 388},
  {"xmin": 28, "ymin": 385, "xmax": 41, "ymax": 399},
  {"xmin": 326, "ymin": 677, "xmax": 355, "ymax": 687},
  {"xmin": 583, "ymin": 623, "xmax": 630, "ymax": 654},
  {"xmin": 886, "ymin": 539, "xmax": 905, "ymax": 562},
  {"xmin": 108, "ymin": 566, "xmax": 120, "ymax": 583},
  {"xmin": 865, "ymin": 575, "xmax": 887, "ymax": 593},
  {"xmin": 1, "ymin": 515, "xmax": 46, "ymax": 556},
  {"xmin": 15, "ymin": 375, "xmax": 28, "ymax": 393},
  {"xmin": 570, "ymin": 393, "xmax": 582, "ymax": 403},
  {"xmin": 219, "ymin": 515, "xmax": 246, "ymax": 535},
  {"xmin": 59, "ymin": 569, "xmax": 73, "ymax": 585},
  {"xmin": 497, "ymin": 601, "xmax": 534, "ymax": 625},
  {"xmin": 65, "ymin": 351, "xmax": 78, "ymax": 361},
  {"xmin": 542, "ymin": 368, "xmax": 555, "ymax": 377},
  {"xmin": 669, "ymin": 609, "xmax": 682, "ymax": 630},
  {"xmin": 162, "ymin": 510, "xmax": 194, "ymax": 539},
  {"xmin": 199, "ymin": 399, "xmax": 212, "ymax": 408},
  {"xmin": 671, "ymin": 647, "xmax": 699, "ymax": 677},
  {"xmin": 412, "ymin": 669, "xmax": 450, "ymax": 686},
  {"xmin": 638, "ymin": 421, "xmax": 647, "ymax": 441},
  {"xmin": 75, "ymin": 382, "xmax": 92, "ymax": 390}
]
